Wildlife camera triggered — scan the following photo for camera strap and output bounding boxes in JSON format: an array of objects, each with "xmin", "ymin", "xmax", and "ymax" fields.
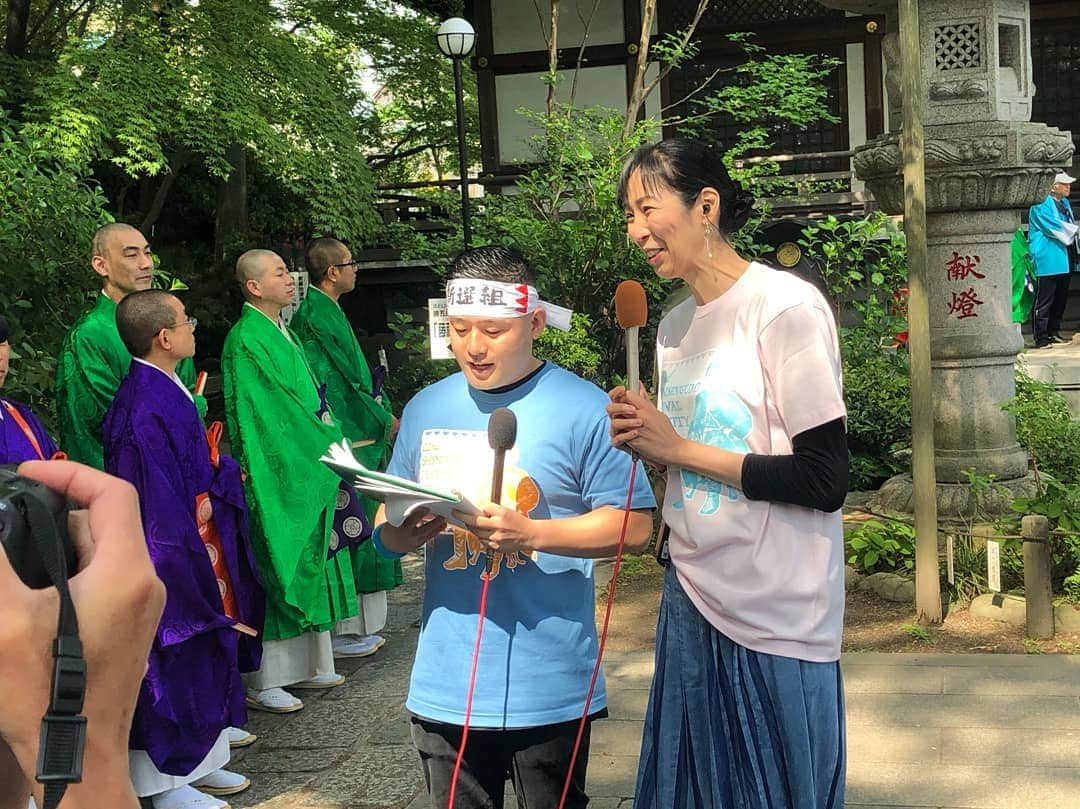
[{"xmin": 23, "ymin": 491, "xmax": 86, "ymax": 809}]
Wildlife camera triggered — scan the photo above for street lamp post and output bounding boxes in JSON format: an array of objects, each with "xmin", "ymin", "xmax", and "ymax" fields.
[{"xmin": 436, "ymin": 17, "xmax": 476, "ymax": 249}]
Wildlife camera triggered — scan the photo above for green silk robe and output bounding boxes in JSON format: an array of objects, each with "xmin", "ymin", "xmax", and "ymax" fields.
[
  {"xmin": 222, "ymin": 303, "xmax": 358, "ymax": 641},
  {"xmin": 292, "ymin": 287, "xmax": 403, "ymax": 594},
  {"xmin": 56, "ymin": 293, "xmax": 203, "ymax": 469}
]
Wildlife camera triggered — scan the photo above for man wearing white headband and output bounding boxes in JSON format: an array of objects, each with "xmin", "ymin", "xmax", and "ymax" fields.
[{"xmin": 372, "ymin": 246, "xmax": 656, "ymax": 809}]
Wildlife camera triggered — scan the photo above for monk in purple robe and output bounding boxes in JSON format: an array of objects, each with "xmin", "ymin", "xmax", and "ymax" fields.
[
  {"xmin": 0, "ymin": 315, "xmax": 60, "ymax": 463},
  {"xmin": 103, "ymin": 290, "xmax": 264, "ymax": 809}
]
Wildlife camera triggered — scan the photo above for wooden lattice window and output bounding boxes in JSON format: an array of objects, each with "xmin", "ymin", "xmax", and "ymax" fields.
[
  {"xmin": 661, "ymin": 0, "xmax": 843, "ymax": 33},
  {"xmin": 1031, "ymin": 22, "xmax": 1080, "ymax": 147},
  {"xmin": 664, "ymin": 46, "xmax": 848, "ymax": 177}
]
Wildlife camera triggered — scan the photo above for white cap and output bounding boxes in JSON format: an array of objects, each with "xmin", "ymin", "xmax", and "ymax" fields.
[{"xmin": 1053, "ymin": 172, "xmax": 1076, "ymax": 185}]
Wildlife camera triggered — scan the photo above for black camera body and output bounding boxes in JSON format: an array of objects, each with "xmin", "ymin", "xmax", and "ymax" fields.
[{"xmin": 0, "ymin": 466, "xmax": 76, "ymax": 588}]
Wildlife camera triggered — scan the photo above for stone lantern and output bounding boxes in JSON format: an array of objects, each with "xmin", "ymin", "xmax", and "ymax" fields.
[{"xmin": 824, "ymin": 0, "xmax": 1074, "ymax": 515}]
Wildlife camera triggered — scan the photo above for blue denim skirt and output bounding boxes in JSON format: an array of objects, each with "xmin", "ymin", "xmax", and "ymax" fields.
[{"xmin": 633, "ymin": 565, "xmax": 846, "ymax": 809}]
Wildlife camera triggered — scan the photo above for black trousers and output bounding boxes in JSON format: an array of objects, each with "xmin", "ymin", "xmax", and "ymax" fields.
[
  {"xmin": 1032, "ymin": 273, "xmax": 1072, "ymax": 343},
  {"xmin": 410, "ymin": 714, "xmax": 594, "ymax": 809}
]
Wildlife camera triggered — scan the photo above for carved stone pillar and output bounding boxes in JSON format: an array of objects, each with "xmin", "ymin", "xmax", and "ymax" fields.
[{"xmin": 822, "ymin": 0, "xmax": 1075, "ymax": 515}]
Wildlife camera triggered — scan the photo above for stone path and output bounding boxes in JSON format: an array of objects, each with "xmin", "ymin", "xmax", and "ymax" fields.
[
  {"xmin": 1020, "ymin": 333, "xmax": 1080, "ymax": 417},
  {"xmin": 229, "ymin": 557, "xmax": 1080, "ymax": 809}
]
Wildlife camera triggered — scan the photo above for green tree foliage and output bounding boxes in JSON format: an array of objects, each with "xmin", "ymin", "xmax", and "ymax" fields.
[
  {"xmin": 0, "ymin": 106, "xmax": 110, "ymax": 417},
  {"xmin": 351, "ymin": 3, "xmax": 479, "ymax": 186},
  {"xmin": 19, "ymin": 1, "xmax": 378, "ymax": 243},
  {"xmin": 388, "ymin": 32, "xmax": 844, "ymax": 397},
  {"xmin": 671, "ymin": 34, "xmax": 840, "ymax": 187}
]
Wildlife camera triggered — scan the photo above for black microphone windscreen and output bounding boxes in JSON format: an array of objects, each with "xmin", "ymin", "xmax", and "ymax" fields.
[{"xmin": 487, "ymin": 407, "xmax": 517, "ymax": 452}]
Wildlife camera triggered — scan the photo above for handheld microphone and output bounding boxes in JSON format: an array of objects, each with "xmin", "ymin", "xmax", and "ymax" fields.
[
  {"xmin": 447, "ymin": 408, "xmax": 518, "ymax": 808},
  {"xmin": 615, "ymin": 280, "xmax": 648, "ymax": 394},
  {"xmin": 487, "ymin": 407, "xmax": 517, "ymax": 506}
]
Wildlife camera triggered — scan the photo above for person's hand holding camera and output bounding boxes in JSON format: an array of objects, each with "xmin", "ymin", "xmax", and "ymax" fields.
[{"xmin": 0, "ymin": 461, "xmax": 165, "ymax": 809}]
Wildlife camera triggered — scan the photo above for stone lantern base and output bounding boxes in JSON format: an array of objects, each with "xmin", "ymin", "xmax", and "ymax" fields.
[{"xmin": 869, "ymin": 472, "xmax": 1037, "ymax": 518}]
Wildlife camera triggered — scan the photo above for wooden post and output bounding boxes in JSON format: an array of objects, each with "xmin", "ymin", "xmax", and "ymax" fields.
[
  {"xmin": 1021, "ymin": 515, "xmax": 1055, "ymax": 639},
  {"xmin": 899, "ymin": 0, "xmax": 942, "ymax": 624}
]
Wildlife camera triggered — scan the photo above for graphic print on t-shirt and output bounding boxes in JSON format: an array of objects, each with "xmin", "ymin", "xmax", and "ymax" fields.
[
  {"xmin": 419, "ymin": 429, "xmax": 539, "ymax": 578},
  {"xmin": 660, "ymin": 352, "xmax": 752, "ymax": 515}
]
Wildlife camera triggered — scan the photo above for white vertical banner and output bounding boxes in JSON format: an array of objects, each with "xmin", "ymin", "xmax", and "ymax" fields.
[
  {"xmin": 428, "ymin": 298, "xmax": 454, "ymax": 360},
  {"xmin": 280, "ymin": 270, "xmax": 309, "ymax": 325},
  {"xmin": 946, "ymin": 534, "xmax": 955, "ymax": 585},
  {"xmin": 986, "ymin": 539, "xmax": 1001, "ymax": 593}
]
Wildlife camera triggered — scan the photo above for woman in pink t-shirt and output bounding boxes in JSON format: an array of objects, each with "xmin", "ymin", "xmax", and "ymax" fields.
[{"xmin": 608, "ymin": 138, "xmax": 849, "ymax": 809}]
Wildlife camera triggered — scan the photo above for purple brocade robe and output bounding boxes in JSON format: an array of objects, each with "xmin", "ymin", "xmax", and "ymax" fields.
[
  {"xmin": 103, "ymin": 361, "xmax": 265, "ymax": 776},
  {"xmin": 315, "ymin": 383, "xmax": 372, "ymax": 559},
  {"xmin": 0, "ymin": 397, "xmax": 58, "ymax": 462}
]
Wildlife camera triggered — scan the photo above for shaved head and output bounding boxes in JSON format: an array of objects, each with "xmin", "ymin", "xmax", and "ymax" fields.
[
  {"xmin": 116, "ymin": 289, "xmax": 179, "ymax": 357},
  {"xmin": 91, "ymin": 222, "xmax": 153, "ymax": 298},
  {"xmin": 306, "ymin": 237, "xmax": 349, "ymax": 285},
  {"xmin": 236, "ymin": 249, "xmax": 281, "ymax": 300},
  {"xmin": 92, "ymin": 223, "xmax": 142, "ymax": 260},
  {"xmin": 236, "ymin": 249, "xmax": 294, "ymax": 308}
]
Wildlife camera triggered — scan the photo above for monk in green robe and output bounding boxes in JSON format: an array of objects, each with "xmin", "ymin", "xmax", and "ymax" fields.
[
  {"xmin": 56, "ymin": 223, "xmax": 203, "ymax": 468},
  {"xmin": 292, "ymin": 237, "xmax": 402, "ymax": 659},
  {"xmin": 222, "ymin": 249, "xmax": 363, "ymax": 714}
]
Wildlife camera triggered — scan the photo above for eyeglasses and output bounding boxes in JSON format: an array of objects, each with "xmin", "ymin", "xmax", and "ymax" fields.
[
  {"xmin": 166, "ymin": 317, "xmax": 197, "ymax": 330},
  {"xmin": 331, "ymin": 260, "xmax": 361, "ymax": 270}
]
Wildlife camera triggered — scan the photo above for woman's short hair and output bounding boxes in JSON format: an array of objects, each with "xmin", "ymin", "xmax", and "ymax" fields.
[{"xmin": 617, "ymin": 138, "xmax": 756, "ymax": 237}]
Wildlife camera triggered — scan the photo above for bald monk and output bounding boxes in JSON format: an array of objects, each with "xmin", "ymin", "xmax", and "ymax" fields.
[
  {"xmin": 56, "ymin": 223, "xmax": 204, "ymax": 468},
  {"xmin": 221, "ymin": 249, "xmax": 369, "ymax": 713},
  {"xmin": 291, "ymin": 237, "xmax": 401, "ymax": 659},
  {"xmin": 104, "ymin": 289, "xmax": 264, "ymax": 808}
]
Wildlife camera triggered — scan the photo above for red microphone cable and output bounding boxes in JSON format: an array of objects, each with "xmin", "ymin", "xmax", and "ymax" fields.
[
  {"xmin": 448, "ymin": 407, "xmax": 515, "ymax": 808},
  {"xmin": 447, "ymin": 455, "xmax": 638, "ymax": 809},
  {"xmin": 556, "ymin": 459, "xmax": 638, "ymax": 809},
  {"xmin": 446, "ymin": 560, "xmax": 494, "ymax": 809}
]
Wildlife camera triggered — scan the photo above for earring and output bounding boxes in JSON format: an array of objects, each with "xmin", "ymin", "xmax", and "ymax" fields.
[
  {"xmin": 626, "ymin": 232, "xmax": 632, "ymax": 249},
  {"xmin": 703, "ymin": 219, "xmax": 715, "ymax": 259}
]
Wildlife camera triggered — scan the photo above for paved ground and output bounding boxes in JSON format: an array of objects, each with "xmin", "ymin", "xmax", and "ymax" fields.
[
  {"xmin": 229, "ymin": 557, "xmax": 1080, "ymax": 809},
  {"xmin": 1021, "ymin": 332, "xmax": 1080, "ymax": 417}
]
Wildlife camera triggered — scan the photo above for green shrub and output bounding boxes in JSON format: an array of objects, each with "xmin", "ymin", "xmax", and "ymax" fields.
[
  {"xmin": 846, "ymin": 519, "xmax": 915, "ymax": 574},
  {"xmin": 384, "ymin": 311, "xmax": 455, "ymax": 408},
  {"xmin": 1006, "ymin": 368, "xmax": 1080, "ymax": 483},
  {"xmin": 1003, "ymin": 368, "xmax": 1080, "ymax": 602},
  {"xmin": 800, "ymin": 214, "xmax": 911, "ymax": 489}
]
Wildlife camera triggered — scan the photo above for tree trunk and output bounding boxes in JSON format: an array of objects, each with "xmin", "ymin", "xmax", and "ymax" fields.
[
  {"xmin": 139, "ymin": 150, "xmax": 189, "ymax": 236},
  {"xmin": 623, "ymin": 0, "xmax": 656, "ymax": 139},
  {"xmin": 214, "ymin": 143, "xmax": 248, "ymax": 265},
  {"xmin": 545, "ymin": 0, "xmax": 559, "ymax": 118},
  {"xmin": 5, "ymin": 0, "xmax": 30, "ymax": 56}
]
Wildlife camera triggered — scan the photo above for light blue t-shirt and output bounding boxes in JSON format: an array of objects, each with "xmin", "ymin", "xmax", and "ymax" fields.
[{"xmin": 385, "ymin": 362, "xmax": 656, "ymax": 728}]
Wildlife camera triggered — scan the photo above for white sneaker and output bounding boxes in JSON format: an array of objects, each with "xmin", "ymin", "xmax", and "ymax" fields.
[
  {"xmin": 227, "ymin": 726, "xmax": 257, "ymax": 748},
  {"xmin": 291, "ymin": 671, "xmax": 346, "ymax": 688},
  {"xmin": 332, "ymin": 634, "xmax": 381, "ymax": 658},
  {"xmin": 246, "ymin": 687, "xmax": 304, "ymax": 713},
  {"xmin": 151, "ymin": 785, "xmax": 229, "ymax": 809},
  {"xmin": 191, "ymin": 768, "xmax": 250, "ymax": 797}
]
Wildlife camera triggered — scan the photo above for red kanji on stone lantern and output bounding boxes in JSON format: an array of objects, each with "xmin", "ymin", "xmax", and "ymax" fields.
[
  {"xmin": 945, "ymin": 252, "xmax": 985, "ymax": 281},
  {"xmin": 947, "ymin": 287, "xmax": 984, "ymax": 319}
]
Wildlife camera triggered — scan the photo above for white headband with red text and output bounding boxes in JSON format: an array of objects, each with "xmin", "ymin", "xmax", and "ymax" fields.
[{"xmin": 445, "ymin": 280, "xmax": 573, "ymax": 331}]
